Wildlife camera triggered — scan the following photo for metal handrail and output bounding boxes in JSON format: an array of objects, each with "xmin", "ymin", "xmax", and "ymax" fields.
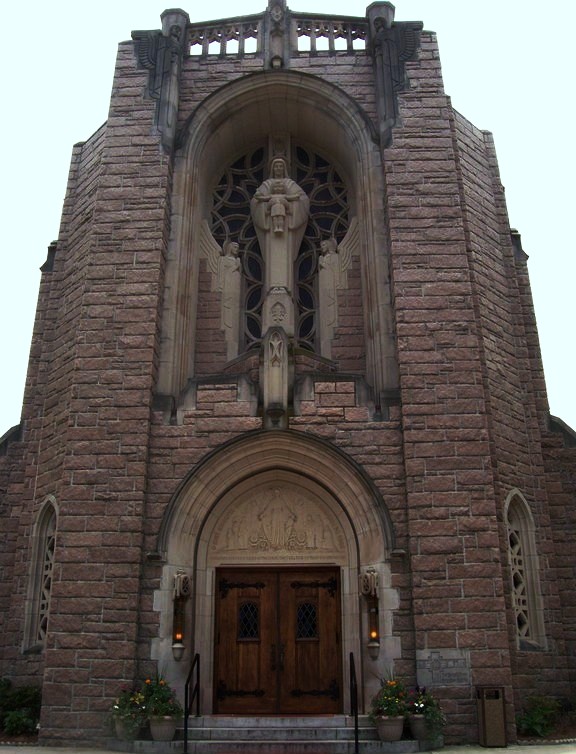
[
  {"xmin": 183, "ymin": 653, "xmax": 200, "ymax": 754},
  {"xmin": 349, "ymin": 651, "xmax": 359, "ymax": 754}
]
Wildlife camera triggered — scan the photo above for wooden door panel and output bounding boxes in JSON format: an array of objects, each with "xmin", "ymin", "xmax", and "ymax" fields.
[
  {"xmin": 215, "ymin": 567, "xmax": 341, "ymax": 714},
  {"xmin": 214, "ymin": 570, "xmax": 277, "ymax": 713},
  {"xmin": 279, "ymin": 570, "xmax": 341, "ymax": 714}
]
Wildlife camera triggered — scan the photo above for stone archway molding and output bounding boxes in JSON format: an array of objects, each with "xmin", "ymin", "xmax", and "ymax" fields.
[
  {"xmin": 157, "ymin": 68, "xmax": 398, "ymax": 406},
  {"xmin": 157, "ymin": 428, "xmax": 395, "ymax": 564}
]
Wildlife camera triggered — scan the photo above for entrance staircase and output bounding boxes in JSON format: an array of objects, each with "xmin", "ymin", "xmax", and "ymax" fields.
[
  {"xmin": 183, "ymin": 715, "xmax": 422, "ymax": 753},
  {"xmin": 118, "ymin": 716, "xmax": 423, "ymax": 754}
]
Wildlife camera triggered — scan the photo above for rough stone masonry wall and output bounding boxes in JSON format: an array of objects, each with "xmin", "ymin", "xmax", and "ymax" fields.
[
  {"xmin": 452, "ymin": 111, "xmax": 571, "ymax": 698},
  {"xmin": 26, "ymin": 41, "xmax": 174, "ymax": 742},
  {"xmin": 512, "ymin": 208, "xmax": 576, "ymax": 683},
  {"xmin": 0, "ymin": 124, "xmax": 107, "ymax": 684},
  {"xmin": 541, "ymin": 429, "xmax": 576, "ymax": 682},
  {"xmin": 0, "ymin": 433, "xmax": 24, "ymax": 676},
  {"xmin": 384, "ymin": 32, "xmax": 515, "ymax": 740}
]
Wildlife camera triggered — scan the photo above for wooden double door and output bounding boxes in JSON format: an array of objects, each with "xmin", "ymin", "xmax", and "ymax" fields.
[{"xmin": 214, "ymin": 567, "xmax": 342, "ymax": 714}]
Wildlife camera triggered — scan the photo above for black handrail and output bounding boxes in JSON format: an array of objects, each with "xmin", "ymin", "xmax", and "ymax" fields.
[
  {"xmin": 183, "ymin": 653, "xmax": 200, "ymax": 754},
  {"xmin": 349, "ymin": 651, "xmax": 359, "ymax": 754}
]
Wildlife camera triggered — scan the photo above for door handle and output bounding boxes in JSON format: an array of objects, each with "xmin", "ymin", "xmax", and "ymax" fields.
[
  {"xmin": 271, "ymin": 644, "xmax": 277, "ymax": 671},
  {"xmin": 279, "ymin": 643, "xmax": 285, "ymax": 671}
]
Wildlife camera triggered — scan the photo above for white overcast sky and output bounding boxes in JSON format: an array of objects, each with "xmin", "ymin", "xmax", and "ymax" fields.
[{"xmin": 1, "ymin": 1, "xmax": 574, "ymax": 435}]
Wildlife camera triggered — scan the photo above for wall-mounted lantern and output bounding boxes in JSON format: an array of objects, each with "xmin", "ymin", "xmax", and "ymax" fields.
[
  {"xmin": 172, "ymin": 570, "xmax": 191, "ymax": 661},
  {"xmin": 361, "ymin": 567, "xmax": 380, "ymax": 660}
]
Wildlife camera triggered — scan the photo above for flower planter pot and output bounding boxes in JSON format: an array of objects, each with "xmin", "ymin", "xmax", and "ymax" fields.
[
  {"xmin": 114, "ymin": 718, "xmax": 142, "ymax": 740},
  {"xmin": 375, "ymin": 715, "xmax": 405, "ymax": 741},
  {"xmin": 409, "ymin": 714, "xmax": 427, "ymax": 740},
  {"xmin": 149, "ymin": 715, "xmax": 179, "ymax": 742}
]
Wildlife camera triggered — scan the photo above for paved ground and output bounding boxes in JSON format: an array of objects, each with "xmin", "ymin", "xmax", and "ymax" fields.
[{"xmin": 1, "ymin": 746, "xmax": 576, "ymax": 754}]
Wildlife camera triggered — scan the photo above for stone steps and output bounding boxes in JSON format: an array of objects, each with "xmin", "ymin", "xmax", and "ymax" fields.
[
  {"xmin": 111, "ymin": 716, "xmax": 428, "ymax": 754},
  {"xmin": 179, "ymin": 742, "xmax": 419, "ymax": 754}
]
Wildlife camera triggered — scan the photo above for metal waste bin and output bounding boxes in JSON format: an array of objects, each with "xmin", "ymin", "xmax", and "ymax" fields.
[{"xmin": 476, "ymin": 686, "xmax": 506, "ymax": 747}]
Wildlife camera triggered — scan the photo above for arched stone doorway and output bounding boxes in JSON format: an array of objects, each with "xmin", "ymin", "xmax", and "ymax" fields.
[
  {"xmin": 156, "ymin": 430, "xmax": 400, "ymax": 714},
  {"xmin": 204, "ymin": 471, "xmax": 353, "ymax": 714}
]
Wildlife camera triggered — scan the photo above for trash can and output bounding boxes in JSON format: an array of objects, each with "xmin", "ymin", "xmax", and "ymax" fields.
[{"xmin": 476, "ymin": 686, "xmax": 506, "ymax": 747}]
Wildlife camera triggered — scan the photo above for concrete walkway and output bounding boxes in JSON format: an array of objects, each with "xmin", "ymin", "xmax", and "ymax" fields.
[{"xmin": 1, "ymin": 745, "xmax": 576, "ymax": 754}]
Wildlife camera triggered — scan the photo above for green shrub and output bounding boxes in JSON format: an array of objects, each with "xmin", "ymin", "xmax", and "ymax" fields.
[
  {"xmin": 3, "ymin": 710, "xmax": 37, "ymax": 736},
  {"xmin": 516, "ymin": 695, "xmax": 561, "ymax": 737},
  {"xmin": 5, "ymin": 686, "xmax": 41, "ymax": 716},
  {"xmin": 0, "ymin": 677, "xmax": 12, "ymax": 717},
  {"xmin": 0, "ymin": 678, "xmax": 41, "ymax": 734}
]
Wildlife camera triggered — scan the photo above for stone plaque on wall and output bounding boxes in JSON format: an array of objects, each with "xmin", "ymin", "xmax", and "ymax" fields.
[{"xmin": 416, "ymin": 649, "xmax": 471, "ymax": 687}]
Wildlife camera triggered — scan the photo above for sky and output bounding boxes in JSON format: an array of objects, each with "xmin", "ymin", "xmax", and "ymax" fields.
[{"xmin": 1, "ymin": 0, "xmax": 574, "ymax": 436}]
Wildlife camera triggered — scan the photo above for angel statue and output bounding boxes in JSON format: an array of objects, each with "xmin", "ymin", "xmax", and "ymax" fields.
[
  {"xmin": 318, "ymin": 218, "xmax": 359, "ymax": 358},
  {"xmin": 199, "ymin": 221, "xmax": 242, "ymax": 360}
]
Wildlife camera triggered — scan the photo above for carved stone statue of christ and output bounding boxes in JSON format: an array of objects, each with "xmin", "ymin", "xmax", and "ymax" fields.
[{"xmin": 250, "ymin": 157, "xmax": 309, "ymax": 336}]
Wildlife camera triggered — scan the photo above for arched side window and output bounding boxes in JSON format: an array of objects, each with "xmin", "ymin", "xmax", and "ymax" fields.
[
  {"xmin": 504, "ymin": 490, "xmax": 546, "ymax": 650},
  {"xmin": 23, "ymin": 497, "xmax": 58, "ymax": 652}
]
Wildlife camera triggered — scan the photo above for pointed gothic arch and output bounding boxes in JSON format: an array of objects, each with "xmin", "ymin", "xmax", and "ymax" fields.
[
  {"xmin": 23, "ymin": 496, "xmax": 58, "ymax": 652},
  {"xmin": 504, "ymin": 489, "xmax": 546, "ymax": 649},
  {"xmin": 157, "ymin": 429, "xmax": 395, "ymax": 560},
  {"xmin": 157, "ymin": 69, "xmax": 398, "ymax": 407},
  {"xmin": 153, "ymin": 430, "xmax": 399, "ymax": 713}
]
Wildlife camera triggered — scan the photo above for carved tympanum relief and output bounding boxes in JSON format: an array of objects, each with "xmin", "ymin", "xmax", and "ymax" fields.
[{"xmin": 209, "ymin": 483, "xmax": 346, "ymax": 563}]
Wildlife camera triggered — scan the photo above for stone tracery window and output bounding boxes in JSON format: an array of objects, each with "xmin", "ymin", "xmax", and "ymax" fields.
[
  {"xmin": 210, "ymin": 145, "xmax": 350, "ymax": 354},
  {"xmin": 24, "ymin": 498, "xmax": 58, "ymax": 651},
  {"xmin": 505, "ymin": 491, "xmax": 545, "ymax": 650}
]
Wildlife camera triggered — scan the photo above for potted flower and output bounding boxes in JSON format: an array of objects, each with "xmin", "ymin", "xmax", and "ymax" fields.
[
  {"xmin": 370, "ymin": 677, "xmax": 407, "ymax": 741},
  {"xmin": 111, "ymin": 686, "xmax": 147, "ymax": 740},
  {"xmin": 407, "ymin": 686, "xmax": 446, "ymax": 747},
  {"xmin": 144, "ymin": 676, "xmax": 183, "ymax": 742}
]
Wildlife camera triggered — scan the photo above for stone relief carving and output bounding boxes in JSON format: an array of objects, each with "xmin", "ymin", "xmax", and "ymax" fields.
[
  {"xmin": 261, "ymin": 327, "xmax": 289, "ymax": 429},
  {"xmin": 271, "ymin": 301, "xmax": 287, "ymax": 323},
  {"xmin": 318, "ymin": 217, "xmax": 359, "ymax": 359},
  {"xmin": 199, "ymin": 220, "xmax": 242, "ymax": 360},
  {"xmin": 268, "ymin": 330, "xmax": 284, "ymax": 366},
  {"xmin": 360, "ymin": 566, "xmax": 379, "ymax": 597},
  {"xmin": 267, "ymin": 0, "xmax": 287, "ymax": 68},
  {"xmin": 210, "ymin": 484, "xmax": 346, "ymax": 563}
]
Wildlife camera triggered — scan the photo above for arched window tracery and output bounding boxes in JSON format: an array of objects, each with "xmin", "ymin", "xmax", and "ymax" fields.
[
  {"xmin": 210, "ymin": 144, "xmax": 350, "ymax": 354},
  {"xmin": 23, "ymin": 498, "xmax": 58, "ymax": 651},
  {"xmin": 505, "ymin": 490, "xmax": 546, "ymax": 650}
]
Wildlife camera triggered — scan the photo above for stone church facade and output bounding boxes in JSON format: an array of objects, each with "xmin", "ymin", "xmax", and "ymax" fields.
[{"xmin": 0, "ymin": 1, "xmax": 574, "ymax": 745}]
